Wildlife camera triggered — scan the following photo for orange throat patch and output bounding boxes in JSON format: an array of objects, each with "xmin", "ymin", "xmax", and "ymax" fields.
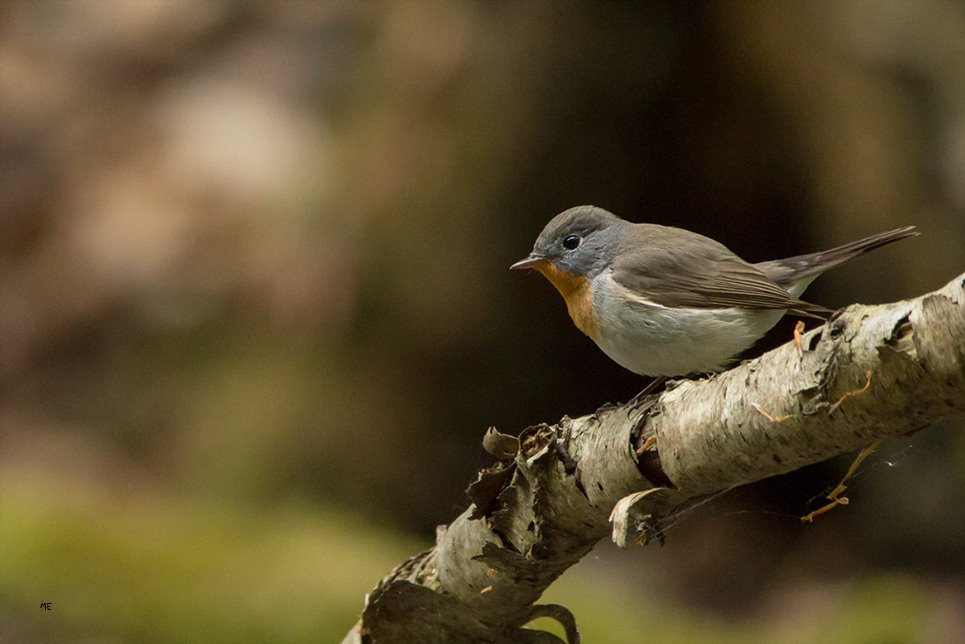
[{"xmin": 535, "ymin": 263, "xmax": 599, "ymax": 339}]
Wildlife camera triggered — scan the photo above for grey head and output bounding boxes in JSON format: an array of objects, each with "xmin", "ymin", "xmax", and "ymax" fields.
[{"xmin": 511, "ymin": 205, "xmax": 628, "ymax": 278}]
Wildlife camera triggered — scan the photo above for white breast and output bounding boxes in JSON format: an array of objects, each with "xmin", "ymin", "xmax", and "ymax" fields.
[{"xmin": 589, "ymin": 271, "xmax": 786, "ymax": 376}]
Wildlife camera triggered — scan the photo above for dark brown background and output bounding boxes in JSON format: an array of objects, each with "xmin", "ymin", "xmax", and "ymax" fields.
[{"xmin": 2, "ymin": 2, "xmax": 963, "ymax": 641}]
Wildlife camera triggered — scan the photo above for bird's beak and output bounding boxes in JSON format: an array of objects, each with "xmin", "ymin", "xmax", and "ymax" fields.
[{"xmin": 510, "ymin": 255, "xmax": 549, "ymax": 270}]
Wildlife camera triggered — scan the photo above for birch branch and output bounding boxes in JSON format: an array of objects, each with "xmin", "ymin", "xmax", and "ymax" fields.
[{"xmin": 343, "ymin": 272, "xmax": 964, "ymax": 644}]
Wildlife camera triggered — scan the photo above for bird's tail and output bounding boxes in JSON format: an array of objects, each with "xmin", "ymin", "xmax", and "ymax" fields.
[{"xmin": 756, "ymin": 226, "xmax": 919, "ymax": 288}]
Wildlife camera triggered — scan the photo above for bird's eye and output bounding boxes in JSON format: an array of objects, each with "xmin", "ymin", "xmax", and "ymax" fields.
[{"xmin": 562, "ymin": 235, "xmax": 581, "ymax": 250}]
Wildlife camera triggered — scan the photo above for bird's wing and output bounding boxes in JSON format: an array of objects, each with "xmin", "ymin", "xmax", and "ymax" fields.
[{"xmin": 609, "ymin": 242, "xmax": 828, "ymax": 312}]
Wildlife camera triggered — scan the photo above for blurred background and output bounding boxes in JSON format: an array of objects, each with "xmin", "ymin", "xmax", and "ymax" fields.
[{"xmin": 2, "ymin": 1, "xmax": 964, "ymax": 642}]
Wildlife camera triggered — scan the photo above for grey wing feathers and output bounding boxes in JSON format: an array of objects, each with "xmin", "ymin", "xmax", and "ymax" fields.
[{"xmin": 610, "ymin": 245, "xmax": 828, "ymax": 313}]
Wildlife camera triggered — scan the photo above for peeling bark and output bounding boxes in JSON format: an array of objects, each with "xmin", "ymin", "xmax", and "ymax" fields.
[{"xmin": 343, "ymin": 273, "xmax": 964, "ymax": 644}]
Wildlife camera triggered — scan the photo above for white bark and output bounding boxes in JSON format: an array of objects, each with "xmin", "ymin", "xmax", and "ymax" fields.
[{"xmin": 344, "ymin": 273, "xmax": 965, "ymax": 644}]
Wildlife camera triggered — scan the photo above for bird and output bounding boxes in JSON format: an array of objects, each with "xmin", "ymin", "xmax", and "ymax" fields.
[{"xmin": 511, "ymin": 205, "xmax": 918, "ymax": 378}]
